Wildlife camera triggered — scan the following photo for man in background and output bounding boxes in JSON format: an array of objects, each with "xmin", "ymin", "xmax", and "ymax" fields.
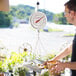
[{"xmin": 44, "ymin": 0, "xmax": 76, "ymax": 76}]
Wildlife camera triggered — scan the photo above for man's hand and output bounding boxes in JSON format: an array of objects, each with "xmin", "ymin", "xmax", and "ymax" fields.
[
  {"xmin": 47, "ymin": 61, "xmax": 66, "ymax": 74},
  {"xmin": 43, "ymin": 60, "xmax": 57, "ymax": 69}
]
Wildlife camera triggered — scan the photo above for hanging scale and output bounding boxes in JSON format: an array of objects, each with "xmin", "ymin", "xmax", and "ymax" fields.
[{"xmin": 30, "ymin": 1, "xmax": 47, "ymax": 57}]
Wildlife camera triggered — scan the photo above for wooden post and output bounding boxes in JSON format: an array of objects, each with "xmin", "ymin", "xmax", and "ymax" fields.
[{"xmin": 0, "ymin": 0, "xmax": 9, "ymax": 11}]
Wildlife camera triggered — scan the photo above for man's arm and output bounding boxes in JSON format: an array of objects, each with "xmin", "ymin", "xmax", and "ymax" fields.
[
  {"xmin": 48, "ymin": 61, "xmax": 76, "ymax": 74},
  {"xmin": 43, "ymin": 43, "xmax": 72, "ymax": 66},
  {"xmin": 53, "ymin": 43, "xmax": 72, "ymax": 61},
  {"xmin": 64, "ymin": 62, "xmax": 76, "ymax": 70}
]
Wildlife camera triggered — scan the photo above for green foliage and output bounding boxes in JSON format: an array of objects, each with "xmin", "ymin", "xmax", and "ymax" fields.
[
  {"xmin": 13, "ymin": 22, "xmax": 19, "ymax": 27},
  {"xmin": 14, "ymin": 67, "xmax": 28, "ymax": 76},
  {"xmin": 48, "ymin": 28, "xmax": 63, "ymax": 32},
  {"xmin": 2, "ymin": 51, "xmax": 28, "ymax": 71},
  {"xmin": 43, "ymin": 54, "xmax": 56, "ymax": 61},
  {"xmin": 63, "ymin": 33, "xmax": 75, "ymax": 37},
  {"xmin": 53, "ymin": 12, "xmax": 70, "ymax": 25},
  {"xmin": 0, "ymin": 61, "xmax": 5, "ymax": 72},
  {"xmin": 39, "ymin": 9, "xmax": 54, "ymax": 22},
  {"xmin": 9, "ymin": 5, "xmax": 35, "ymax": 20},
  {"xmin": 9, "ymin": 5, "xmax": 54, "ymax": 23},
  {"xmin": 41, "ymin": 71, "xmax": 49, "ymax": 76},
  {"xmin": 63, "ymin": 54, "xmax": 71, "ymax": 62},
  {"xmin": 0, "ymin": 11, "xmax": 11, "ymax": 28},
  {"xmin": 0, "ymin": 49, "xmax": 71, "ymax": 76}
]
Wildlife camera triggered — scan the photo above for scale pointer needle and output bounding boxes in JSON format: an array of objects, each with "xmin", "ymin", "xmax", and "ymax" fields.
[{"xmin": 35, "ymin": 16, "xmax": 44, "ymax": 23}]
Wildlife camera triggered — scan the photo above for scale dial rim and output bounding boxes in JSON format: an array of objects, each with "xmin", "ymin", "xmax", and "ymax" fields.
[{"xmin": 30, "ymin": 12, "xmax": 47, "ymax": 29}]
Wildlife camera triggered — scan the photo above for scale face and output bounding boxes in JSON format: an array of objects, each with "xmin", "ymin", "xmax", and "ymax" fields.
[{"xmin": 30, "ymin": 12, "xmax": 47, "ymax": 29}]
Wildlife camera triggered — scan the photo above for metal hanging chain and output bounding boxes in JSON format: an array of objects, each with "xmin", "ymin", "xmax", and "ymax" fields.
[
  {"xmin": 37, "ymin": 1, "xmax": 39, "ymax": 11},
  {"xmin": 36, "ymin": 0, "xmax": 46, "ymax": 14},
  {"xmin": 34, "ymin": 30, "xmax": 46, "ymax": 57}
]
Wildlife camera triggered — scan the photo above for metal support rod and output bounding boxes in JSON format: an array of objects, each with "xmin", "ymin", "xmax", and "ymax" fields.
[
  {"xmin": 36, "ymin": 2, "xmax": 40, "ymax": 11},
  {"xmin": 33, "ymin": 71, "xmax": 36, "ymax": 76}
]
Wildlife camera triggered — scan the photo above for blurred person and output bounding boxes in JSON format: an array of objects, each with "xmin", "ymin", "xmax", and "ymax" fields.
[{"xmin": 44, "ymin": 0, "xmax": 76, "ymax": 76}]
